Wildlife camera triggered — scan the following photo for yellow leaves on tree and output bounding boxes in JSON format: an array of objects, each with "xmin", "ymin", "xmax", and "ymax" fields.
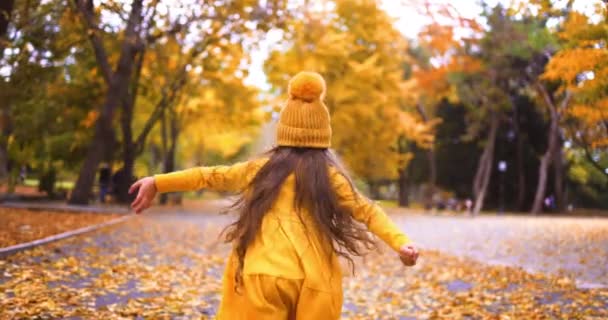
[
  {"xmin": 410, "ymin": 9, "xmax": 483, "ymax": 111},
  {"xmin": 542, "ymin": 9, "xmax": 608, "ymax": 149},
  {"xmin": 80, "ymin": 110, "xmax": 99, "ymax": 128},
  {"xmin": 176, "ymin": 72, "xmax": 262, "ymax": 165},
  {"xmin": 129, "ymin": 29, "xmax": 261, "ymax": 170},
  {"xmin": 265, "ymin": 0, "xmax": 432, "ymax": 183}
]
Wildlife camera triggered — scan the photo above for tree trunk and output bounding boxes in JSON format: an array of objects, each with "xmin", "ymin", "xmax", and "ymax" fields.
[
  {"xmin": 396, "ymin": 136, "xmax": 410, "ymax": 207},
  {"xmin": 117, "ymin": 50, "xmax": 192, "ymax": 204},
  {"xmin": 553, "ymin": 141, "xmax": 564, "ymax": 212},
  {"xmin": 114, "ymin": 153, "xmax": 136, "ymax": 203},
  {"xmin": 159, "ymin": 109, "xmax": 169, "ymax": 205},
  {"xmin": 68, "ymin": 0, "xmax": 143, "ymax": 204},
  {"xmin": 0, "ymin": 0, "xmax": 15, "ymax": 180},
  {"xmin": 473, "ymin": 141, "xmax": 490, "ymax": 198},
  {"xmin": 0, "ymin": 143, "xmax": 7, "ymax": 179},
  {"xmin": 115, "ymin": 108, "xmax": 136, "ymax": 203},
  {"xmin": 114, "ymin": 49, "xmax": 145, "ymax": 204},
  {"xmin": 530, "ymin": 85, "xmax": 571, "ymax": 214},
  {"xmin": 472, "ymin": 111, "xmax": 499, "ymax": 216},
  {"xmin": 512, "ymin": 101, "xmax": 526, "ymax": 211},
  {"xmin": 397, "ymin": 167, "xmax": 409, "ymax": 207},
  {"xmin": 68, "ymin": 112, "xmax": 114, "ymax": 204},
  {"xmin": 530, "ymin": 138, "xmax": 554, "ymax": 214},
  {"xmin": 423, "ymin": 149, "xmax": 437, "ymax": 208},
  {"xmin": 0, "ymin": 0, "xmax": 14, "ymax": 54},
  {"xmin": 0, "ymin": 107, "xmax": 11, "ymax": 180},
  {"xmin": 160, "ymin": 110, "xmax": 179, "ymax": 205},
  {"xmin": 415, "ymin": 101, "xmax": 436, "ymax": 208}
]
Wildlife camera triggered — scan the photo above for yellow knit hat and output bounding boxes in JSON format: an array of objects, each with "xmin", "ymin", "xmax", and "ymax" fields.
[{"xmin": 276, "ymin": 71, "xmax": 332, "ymax": 148}]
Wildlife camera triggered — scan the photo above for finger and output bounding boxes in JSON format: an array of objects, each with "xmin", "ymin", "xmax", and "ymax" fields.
[
  {"xmin": 129, "ymin": 180, "xmax": 142, "ymax": 194},
  {"xmin": 134, "ymin": 199, "xmax": 147, "ymax": 214},
  {"xmin": 131, "ymin": 197, "xmax": 142, "ymax": 211},
  {"xmin": 142, "ymin": 195, "xmax": 154, "ymax": 209},
  {"xmin": 136, "ymin": 196, "xmax": 150, "ymax": 212},
  {"xmin": 131, "ymin": 191, "xmax": 146, "ymax": 209},
  {"xmin": 401, "ymin": 247, "xmax": 413, "ymax": 256},
  {"xmin": 406, "ymin": 246, "xmax": 418, "ymax": 256},
  {"xmin": 136, "ymin": 201, "xmax": 151, "ymax": 214},
  {"xmin": 132, "ymin": 199, "xmax": 141, "ymax": 213}
]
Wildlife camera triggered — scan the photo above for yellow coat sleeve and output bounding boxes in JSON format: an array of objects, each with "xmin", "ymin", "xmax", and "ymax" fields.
[
  {"xmin": 331, "ymin": 170, "xmax": 412, "ymax": 252},
  {"xmin": 153, "ymin": 158, "xmax": 266, "ymax": 194}
]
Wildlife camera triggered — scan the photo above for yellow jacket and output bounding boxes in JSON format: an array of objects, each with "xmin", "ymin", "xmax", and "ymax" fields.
[{"xmin": 154, "ymin": 158, "xmax": 411, "ymax": 318}]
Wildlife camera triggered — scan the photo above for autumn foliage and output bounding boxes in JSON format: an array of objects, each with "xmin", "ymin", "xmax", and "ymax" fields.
[{"xmin": 0, "ymin": 0, "xmax": 606, "ymax": 211}]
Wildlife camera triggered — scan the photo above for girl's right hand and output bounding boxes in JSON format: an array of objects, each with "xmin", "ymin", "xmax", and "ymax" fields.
[
  {"xmin": 129, "ymin": 177, "xmax": 157, "ymax": 214},
  {"xmin": 399, "ymin": 244, "xmax": 419, "ymax": 267}
]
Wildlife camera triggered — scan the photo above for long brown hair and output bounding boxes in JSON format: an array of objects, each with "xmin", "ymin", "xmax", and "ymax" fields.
[{"xmin": 222, "ymin": 146, "xmax": 376, "ymax": 290}]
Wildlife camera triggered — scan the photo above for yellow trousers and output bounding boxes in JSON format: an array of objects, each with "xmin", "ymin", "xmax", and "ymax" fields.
[
  {"xmin": 216, "ymin": 256, "xmax": 342, "ymax": 320},
  {"xmin": 216, "ymin": 274, "xmax": 342, "ymax": 320}
]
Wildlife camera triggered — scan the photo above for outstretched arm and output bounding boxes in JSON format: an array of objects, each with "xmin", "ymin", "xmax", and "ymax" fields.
[
  {"xmin": 331, "ymin": 170, "xmax": 419, "ymax": 266},
  {"xmin": 129, "ymin": 158, "xmax": 267, "ymax": 213},
  {"xmin": 153, "ymin": 159, "xmax": 265, "ymax": 194}
]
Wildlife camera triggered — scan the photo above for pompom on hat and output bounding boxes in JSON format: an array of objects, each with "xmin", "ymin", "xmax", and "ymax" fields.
[
  {"xmin": 288, "ymin": 71, "xmax": 326, "ymax": 101},
  {"xmin": 276, "ymin": 71, "xmax": 332, "ymax": 148}
]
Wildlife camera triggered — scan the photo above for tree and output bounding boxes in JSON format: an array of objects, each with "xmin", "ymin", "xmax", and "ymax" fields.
[
  {"xmin": 451, "ymin": 4, "xmax": 554, "ymax": 215},
  {"xmin": 67, "ymin": 0, "xmax": 145, "ymax": 204},
  {"xmin": 0, "ymin": 0, "xmax": 99, "ymax": 194},
  {"xmin": 542, "ymin": 7, "xmax": 608, "ymax": 180},
  {"xmin": 521, "ymin": 1, "xmax": 605, "ymax": 213},
  {"xmin": 405, "ymin": 3, "xmax": 482, "ymax": 207},
  {"xmin": 69, "ymin": 0, "xmax": 289, "ymax": 204},
  {"xmin": 154, "ymin": 51, "xmax": 262, "ymax": 204},
  {"xmin": 0, "ymin": 0, "xmax": 14, "ymax": 179}
]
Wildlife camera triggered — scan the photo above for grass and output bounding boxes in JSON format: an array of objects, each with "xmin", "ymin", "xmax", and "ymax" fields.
[{"xmin": 23, "ymin": 179, "xmax": 75, "ymax": 190}]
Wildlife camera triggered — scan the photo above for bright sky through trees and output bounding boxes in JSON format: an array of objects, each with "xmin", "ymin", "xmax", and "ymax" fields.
[{"xmin": 244, "ymin": 0, "xmax": 603, "ymax": 89}]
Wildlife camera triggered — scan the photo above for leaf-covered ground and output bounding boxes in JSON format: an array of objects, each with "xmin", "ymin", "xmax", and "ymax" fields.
[
  {"xmin": 1, "ymin": 209, "xmax": 607, "ymax": 319},
  {"xmin": 388, "ymin": 213, "xmax": 608, "ymax": 289},
  {"xmin": 0, "ymin": 208, "xmax": 120, "ymax": 247}
]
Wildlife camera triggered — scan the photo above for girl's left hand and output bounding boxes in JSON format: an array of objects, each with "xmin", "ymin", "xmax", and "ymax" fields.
[
  {"xmin": 129, "ymin": 177, "xmax": 157, "ymax": 214},
  {"xmin": 399, "ymin": 244, "xmax": 419, "ymax": 266}
]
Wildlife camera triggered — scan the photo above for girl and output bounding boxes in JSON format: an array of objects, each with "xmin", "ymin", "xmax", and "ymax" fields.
[{"xmin": 129, "ymin": 71, "xmax": 419, "ymax": 319}]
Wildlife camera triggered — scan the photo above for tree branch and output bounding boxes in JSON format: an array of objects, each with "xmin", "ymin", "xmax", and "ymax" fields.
[
  {"xmin": 535, "ymin": 81, "xmax": 556, "ymax": 113},
  {"xmin": 122, "ymin": 48, "xmax": 146, "ymax": 115},
  {"xmin": 145, "ymin": 14, "xmax": 201, "ymax": 45},
  {"xmin": 74, "ymin": 0, "xmax": 113, "ymax": 84},
  {"xmin": 573, "ymin": 125, "xmax": 608, "ymax": 179},
  {"xmin": 535, "ymin": 81, "xmax": 572, "ymax": 119},
  {"xmin": 133, "ymin": 78, "xmax": 184, "ymax": 155},
  {"xmin": 113, "ymin": 0, "xmax": 145, "ymax": 79},
  {"xmin": 582, "ymin": 146, "xmax": 608, "ymax": 179},
  {"xmin": 415, "ymin": 100, "xmax": 429, "ymax": 122},
  {"xmin": 132, "ymin": 39, "xmax": 212, "ymax": 154}
]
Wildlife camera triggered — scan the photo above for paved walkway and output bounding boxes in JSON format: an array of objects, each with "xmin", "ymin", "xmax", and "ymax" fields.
[
  {"xmin": 1, "ymin": 208, "xmax": 607, "ymax": 318},
  {"xmin": 389, "ymin": 213, "xmax": 608, "ymax": 289}
]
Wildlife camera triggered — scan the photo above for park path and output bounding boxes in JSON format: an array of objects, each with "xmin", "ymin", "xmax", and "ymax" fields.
[
  {"xmin": 389, "ymin": 213, "xmax": 608, "ymax": 289},
  {"xmin": 1, "ymin": 207, "xmax": 607, "ymax": 319}
]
